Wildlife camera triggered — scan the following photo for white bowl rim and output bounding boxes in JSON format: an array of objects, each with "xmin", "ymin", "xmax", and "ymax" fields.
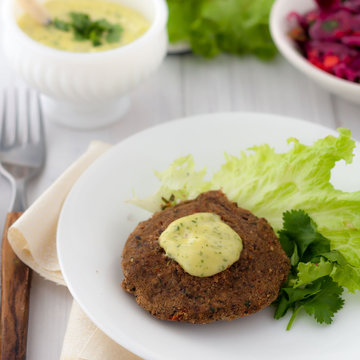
[
  {"xmin": 270, "ymin": 0, "xmax": 360, "ymax": 92},
  {"xmin": 2, "ymin": 0, "xmax": 168, "ymax": 59}
]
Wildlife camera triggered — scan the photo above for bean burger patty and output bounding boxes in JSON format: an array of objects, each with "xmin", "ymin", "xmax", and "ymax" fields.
[{"xmin": 121, "ymin": 190, "xmax": 290, "ymax": 323}]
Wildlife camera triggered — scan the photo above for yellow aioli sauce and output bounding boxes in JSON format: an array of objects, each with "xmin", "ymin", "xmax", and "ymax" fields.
[
  {"xmin": 17, "ymin": 0, "xmax": 150, "ymax": 52},
  {"xmin": 159, "ymin": 213, "xmax": 243, "ymax": 277}
]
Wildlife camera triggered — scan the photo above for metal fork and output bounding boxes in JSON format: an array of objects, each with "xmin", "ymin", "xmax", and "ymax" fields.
[{"xmin": 0, "ymin": 89, "xmax": 46, "ymax": 360}]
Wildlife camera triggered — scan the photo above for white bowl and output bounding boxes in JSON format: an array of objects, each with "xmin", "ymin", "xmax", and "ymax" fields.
[
  {"xmin": 2, "ymin": 0, "xmax": 168, "ymax": 129},
  {"xmin": 270, "ymin": 0, "xmax": 360, "ymax": 104}
]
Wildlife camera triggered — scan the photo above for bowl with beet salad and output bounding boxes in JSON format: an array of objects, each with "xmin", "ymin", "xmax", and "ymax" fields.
[{"xmin": 271, "ymin": 0, "xmax": 360, "ymax": 104}]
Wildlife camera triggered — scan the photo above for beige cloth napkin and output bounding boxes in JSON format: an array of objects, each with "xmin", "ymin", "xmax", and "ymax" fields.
[{"xmin": 7, "ymin": 141, "xmax": 141, "ymax": 360}]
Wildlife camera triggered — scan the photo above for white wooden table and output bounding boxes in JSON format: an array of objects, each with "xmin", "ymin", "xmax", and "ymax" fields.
[{"xmin": 1, "ymin": 28, "xmax": 360, "ymax": 360}]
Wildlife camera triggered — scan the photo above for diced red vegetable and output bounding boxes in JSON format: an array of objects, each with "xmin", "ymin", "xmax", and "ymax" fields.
[{"xmin": 288, "ymin": 0, "xmax": 360, "ymax": 83}]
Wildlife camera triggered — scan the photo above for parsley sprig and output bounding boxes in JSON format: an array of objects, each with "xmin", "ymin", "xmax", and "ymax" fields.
[
  {"xmin": 53, "ymin": 12, "xmax": 123, "ymax": 47},
  {"xmin": 273, "ymin": 210, "xmax": 359, "ymax": 330}
]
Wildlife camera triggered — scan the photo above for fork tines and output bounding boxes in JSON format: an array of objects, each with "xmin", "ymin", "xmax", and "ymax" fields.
[{"xmin": 0, "ymin": 89, "xmax": 45, "ymax": 150}]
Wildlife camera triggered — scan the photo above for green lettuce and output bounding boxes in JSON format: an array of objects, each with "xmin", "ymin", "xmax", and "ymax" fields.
[
  {"xmin": 130, "ymin": 156, "xmax": 211, "ymax": 213},
  {"xmin": 166, "ymin": 0, "xmax": 277, "ymax": 59},
  {"xmin": 296, "ymin": 260, "xmax": 360, "ymax": 293},
  {"xmin": 130, "ymin": 129, "xmax": 360, "ymax": 271}
]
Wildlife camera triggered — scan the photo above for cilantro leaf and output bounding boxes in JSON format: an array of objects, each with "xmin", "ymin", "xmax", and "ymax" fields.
[
  {"xmin": 53, "ymin": 18, "xmax": 70, "ymax": 31},
  {"xmin": 279, "ymin": 210, "xmax": 330, "ymax": 264},
  {"xmin": 275, "ymin": 276, "xmax": 344, "ymax": 329},
  {"xmin": 318, "ymin": 250, "xmax": 348, "ymax": 265},
  {"xmin": 106, "ymin": 24, "xmax": 124, "ymax": 43},
  {"xmin": 279, "ymin": 211, "xmax": 360, "ymax": 293},
  {"xmin": 69, "ymin": 12, "xmax": 92, "ymax": 38},
  {"xmin": 274, "ymin": 210, "xmax": 350, "ymax": 330},
  {"xmin": 94, "ymin": 19, "xmax": 112, "ymax": 30},
  {"xmin": 302, "ymin": 277, "xmax": 344, "ymax": 324},
  {"xmin": 295, "ymin": 258, "xmax": 333, "ymax": 287},
  {"xmin": 51, "ymin": 12, "xmax": 123, "ymax": 47},
  {"xmin": 274, "ymin": 284, "xmax": 322, "ymax": 320},
  {"xmin": 89, "ymin": 30, "xmax": 102, "ymax": 46}
]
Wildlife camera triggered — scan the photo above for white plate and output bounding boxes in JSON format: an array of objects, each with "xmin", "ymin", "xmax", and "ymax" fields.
[{"xmin": 57, "ymin": 113, "xmax": 360, "ymax": 360}]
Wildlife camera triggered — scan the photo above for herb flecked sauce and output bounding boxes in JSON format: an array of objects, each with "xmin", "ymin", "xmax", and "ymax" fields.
[
  {"xmin": 159, "ymin": 213, "xmax": 243, "ymax": 277},
  {"xmin": 17, "ymin": 0, "xmax": 150, "ymax": 52}
]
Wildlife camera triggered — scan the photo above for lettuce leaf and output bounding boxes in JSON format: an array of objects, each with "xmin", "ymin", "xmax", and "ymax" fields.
[
  {"xmin": 131, "ymin": 129, "xmax": 360, "ymax": 271},
  {"xmin": 330, "ymin": 264, "xmax": 360, "ymax": 293},
  {"xmin": 167, "ymin": 0, "xmax": 277, "ymax": 59},
  {"xmin": 296, "ymin": 260, "xmax": 360, "ymax": 293},
  {"xmin": 129, "ymin": 155, "xmax": 211, "ymax": 213},
  {"xmin": 211, "ymin": 128, "xmax": 360, "ymax": 268}
]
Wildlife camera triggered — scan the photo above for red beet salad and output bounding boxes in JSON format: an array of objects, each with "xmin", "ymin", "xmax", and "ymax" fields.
[{"xmin": 288, "ymin": 0, "xmax": 360, "ymax": 83}]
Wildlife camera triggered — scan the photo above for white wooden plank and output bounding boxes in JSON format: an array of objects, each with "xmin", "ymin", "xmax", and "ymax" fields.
[
  {"xmin": 182, "ymin": 54, "xmax": 232, "ymax": 115},
  {"xmin": 332, "ymin": 97, "xmax": 360, "ymax": 141},
  {"xmin": 27, "ymin": 274, "xmax": 72, "ymax": 360},
  {"xmin": 124, "ymin": 56, "xmax": 184, "ymax": 129},
  {"xmin": 228, "ymin": 56, "xmax": 336, "ymax": 128}
]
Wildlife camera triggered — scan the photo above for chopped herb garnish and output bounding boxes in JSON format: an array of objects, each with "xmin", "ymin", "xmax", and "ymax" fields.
[
  {"xmin": 106, "ymin": 24, "xmax": 123, "ymax": 43},
  {"xmin": 161, "ymin": 194, "xmax": 177, "ymax": 210},
  {"xmin": 51, "ymin": 12, "xmax": 123, "ymax": 47},
  {"xmin": 274, "ymin": 210, "xmax": 349, "ymax": 330},
  {"xmin": 53, "ymin": 18, "xmax": 70, "ymax": 31}
]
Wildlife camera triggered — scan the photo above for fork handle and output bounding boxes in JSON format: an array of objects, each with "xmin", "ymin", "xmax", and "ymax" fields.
[{"xmin": 1, "ymin": 212, "xmax": 32, "ymax": 360}]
